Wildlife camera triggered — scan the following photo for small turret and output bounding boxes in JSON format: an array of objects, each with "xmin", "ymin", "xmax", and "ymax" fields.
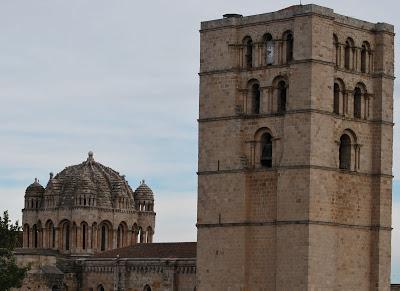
[
  {"xmin": 25, "ymin": 178, "xmax": 45, "ymax": 209},
  {"xmin": 134, "ymin": 180, "xmax": 154, "ymax": 212}
]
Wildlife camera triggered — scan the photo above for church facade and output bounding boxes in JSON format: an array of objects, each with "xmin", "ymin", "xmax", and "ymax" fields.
[
  {"xmin": 15, "ymin": 152, "xmax": 196, "ymax": 291},
  {"xmin": 13, "ymin": 4, "xmax": 396, "ymax": 291}
]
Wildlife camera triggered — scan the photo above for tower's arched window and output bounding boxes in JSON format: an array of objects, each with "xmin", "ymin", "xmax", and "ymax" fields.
[
  {"xmin": 260, "ymin": 133, "xmax": 273, "ymax": 168},
  {"xmin": 285, "ymin": 32, "xmax": 294, "ymax": 62},
  {"xmin": 143, "ymin": 285, "xmax": 152, "ymax": 291},
  {"xmin": 243, "ymin": 36, "xmax": 253, "ymax": 68},
  {"xmin": 361, "ymin": 46, "xmax": 367, "ymax": 73},
  {"xmin": 278, "ymin": 81, "xmax": 287, "ymax": 113},
  {"xmin": 264, "ymin": 33, "xmax": 274, "ymax": 65},
  {"xmin": 333, "ymin": 83, "xmax": 340, "ymax": 114},
  {"xmin": 353, "ymin": 87, "xmax": 362, "ymax": 118},
  {"xmin": 344, "ymin": 38, "xmax": 354, "ymax": 70},
  {"xmin": 339, "ymin": 134, "xmax": 352, "ymax": 170},
  {"xmin": 251, "ymin": 83, "xmax": 260, "ymax": 114},
  {"xmin": 333, "ymin": 34, "xmax": 339, "ymax": 66},
  {"xmin": 361, "ymin": 42, "xmax": 370, "ymax": 73},
  {"xmin": 344, "ymin": 42, "xmax": 350, "ymax": 69}
]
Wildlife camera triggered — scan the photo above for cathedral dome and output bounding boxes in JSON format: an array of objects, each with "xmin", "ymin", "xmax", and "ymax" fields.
[
  {"xmin": 45, "ymin": 152, "xmax": 135, "ymax": 208},
  {"xmin": 134, "ymin": 180, "xmax": 154, "ymax": 201},
  {"xmin": 25, "ymin": 178, "xmax": 45, "ymax": 197}
]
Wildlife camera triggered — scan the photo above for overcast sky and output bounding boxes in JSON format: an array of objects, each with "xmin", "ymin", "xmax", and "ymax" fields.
[{"xmin": 0, "ymin": 0, "xmax": 399, "ymax": 283}]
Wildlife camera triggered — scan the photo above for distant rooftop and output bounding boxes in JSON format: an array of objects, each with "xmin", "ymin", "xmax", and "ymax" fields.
[{"xmin": 92, "ymin": 242, "xmax": 197, "ymax": 259}]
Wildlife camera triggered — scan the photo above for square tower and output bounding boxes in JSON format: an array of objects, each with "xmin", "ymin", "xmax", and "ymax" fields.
[{"xmin": 196, "ymin": 5, "xmax": 394, "ymax": 290}]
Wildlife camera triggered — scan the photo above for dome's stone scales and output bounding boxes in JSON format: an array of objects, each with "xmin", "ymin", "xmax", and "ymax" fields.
[
  {"xmin": 134, "ymin": 180, "xmax": 154, "ymax": 201},
  {"xmin": 48, "ymin": 154, "xmax": 135, "ymax": 208}
]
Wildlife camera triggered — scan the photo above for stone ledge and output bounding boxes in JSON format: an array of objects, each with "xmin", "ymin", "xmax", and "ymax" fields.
[{"xmin": 197, "ymin": 220, "xmax": 392, "ymax": 231}]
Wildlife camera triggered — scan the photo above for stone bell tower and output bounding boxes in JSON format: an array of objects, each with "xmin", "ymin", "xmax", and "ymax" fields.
[{"xmin": 196, "ymin": 4, "xmax": 394, "ymax": 290}]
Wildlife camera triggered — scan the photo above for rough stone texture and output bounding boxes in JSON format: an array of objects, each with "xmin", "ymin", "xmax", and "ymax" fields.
[
  {"xmin": 197, "ymin": 3, "xmax": 394, "ymax": 291},
  {"xmin": 13, "ymin": 244, "xmax": 196, "ymax": 291},
  {"xmin": 82, "ymin": 258, "xmax": 196, "ymax": 291}
]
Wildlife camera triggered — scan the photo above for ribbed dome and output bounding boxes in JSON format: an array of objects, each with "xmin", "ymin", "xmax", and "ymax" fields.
[
  {"xmin": 25, "ymin": 178, "xmax": 45, "ymax": 197},
  {"xmin": 134, "ymin": 180, "xmax": 154, "ymax": 201},
  {"xmin": 44, "ymin": 152, "xmax": 135, "ymax": 208}
]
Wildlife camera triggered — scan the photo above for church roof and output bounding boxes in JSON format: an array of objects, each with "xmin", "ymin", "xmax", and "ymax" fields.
[
  {"xmin": 93, "ymin": 242, "xmax": 197, "ymax": 259},
  {"xmin": 25, "ymin": 178, "xmax": 45, "ymax": 197},
  {"xmin": 134, "ymin": 180, "xmax": 154, "ymax": 201},
  {"xmin": 43, "ymin": 151, "xmax": 135, "ymax": 208}
]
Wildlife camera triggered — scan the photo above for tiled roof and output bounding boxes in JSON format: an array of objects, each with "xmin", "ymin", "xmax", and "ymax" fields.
[
  {"xmin": 42, "ymin": 152, "xmax": 136, "ymax": 208},
  {"xmin": 134, "ymin": 180, "xmax": 154, "ymax": 201},
  {"xmin": 25, "ymin": 178, "xmax": 45, "ymax": 197},
  {"xmin": 93, "ymin": 242, "xmax": 197, "ymax": 259}
]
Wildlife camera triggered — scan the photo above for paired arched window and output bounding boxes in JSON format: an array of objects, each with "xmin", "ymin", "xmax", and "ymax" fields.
[
  {"xmin": 333, "ymin": 34, "xmax": 339, "ymax": 66},
  {"xmin": 251, "ymin": 83, "xmax": 260, "ymax": 114},
  {"xmin": 344, "ymin": 38, "xmax": 354, "ymax": 70},
  {"xmin": 333, "ymin": 83, "xmax": 340, "ymax": 114},
  {"xmin": 243, "ymin": 36, "xmax": 253, "ymax": 68},
  {"xmin": 143, "ymin": 284, "xmax": 152, "ymax": 291},
  {"xmin": 97, "ymin": 285, "xmax": 105, "ymax": 291},
  {"xmin": 260, "ymin": 133, "xmax": 272, "ymax": 168},
  {"xmin": 264, "ymin": 33, "xmax": 274, "ymax": 65},
  {"xmin": 361, "ymin": 42, "xmax": 371, "ymax": 73},
  {"xmin": 277, "ymin": 81, "xmax": 287, "ymax": 113},
  {"xmin": 353, "ymin": 87, "xmax": 362, "ymax": 119},
  {"xmin": 339, "ymin": 134, "xmax": 352, "ymax": 170},
  {"xmin": 284, "ymin": 31, "xmax": 294, "ymax": 62}
]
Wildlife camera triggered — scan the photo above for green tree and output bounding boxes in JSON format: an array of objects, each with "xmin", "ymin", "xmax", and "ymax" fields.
[{"xmin": 0, "ymin": 211, "xmax": 29, "ymax": 290}]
